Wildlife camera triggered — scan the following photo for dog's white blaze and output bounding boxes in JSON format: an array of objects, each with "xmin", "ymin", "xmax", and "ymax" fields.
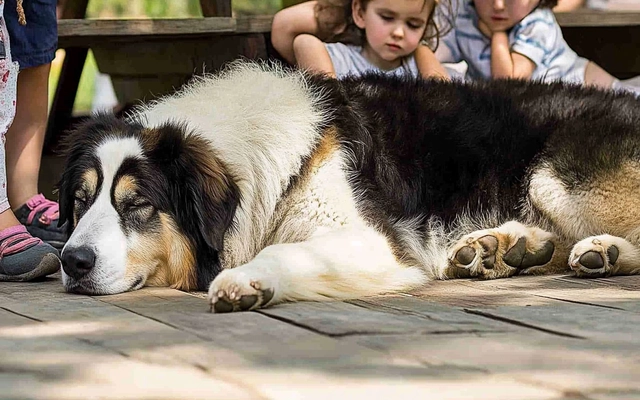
[{"xmin": 62, "ymin": 137, "xmax": 143, "ymax": 293}]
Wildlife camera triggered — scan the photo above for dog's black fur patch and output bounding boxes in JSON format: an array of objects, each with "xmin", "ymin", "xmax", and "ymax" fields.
[
  {"xmin": 59, "ymin": 71, "xmax": 640, "ymax": 290},
  {"xmin": 307, "ymin": 74, "xmax": 639, "ymax": 246}
]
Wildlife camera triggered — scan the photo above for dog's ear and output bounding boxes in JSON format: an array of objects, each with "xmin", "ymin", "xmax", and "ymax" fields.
[
  {"xmin": 57, "ymin": 114, "xmax": 131, "ymax": 231},
  {"xmin": 149, "ymin": 122, "xmax": 241, "ymax": 255}
]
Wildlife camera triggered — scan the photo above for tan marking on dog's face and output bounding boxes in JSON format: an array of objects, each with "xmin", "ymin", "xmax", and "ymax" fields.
[
  {"xmin": 113, "ymin": 175, "xmax": 139, "ymax": 205},
  {"xmin": 73, "ymin": 169, "xmax": 99, "ymax": 228},
  {"xmin": 131, "ymin": 213, "xmax": 197, "ymax": 290}
]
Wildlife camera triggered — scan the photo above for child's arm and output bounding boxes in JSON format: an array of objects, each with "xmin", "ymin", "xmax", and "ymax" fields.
[
  {"xmin": 293, "ymin": 34, "xmax": 336, "ymax": 77},
  {"xmin": 271, "ymin": 1, "xmax": 320, "ymax": 65},
  {"xmin": 490, "ymin": 31, "xmax": 536, "ymax": 79},
  {"xmin": 414, "ymin": 44, "xmax": 450, "ymax": 80}
]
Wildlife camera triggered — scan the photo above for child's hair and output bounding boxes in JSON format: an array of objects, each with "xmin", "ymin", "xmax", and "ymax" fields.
[
  {"xmin": 314, "ymin": 0, "xmax": 451, "ymax": 50},
  {"xmin": 538, "ymin": 0, "xmax": 559, "ymax": 8}
]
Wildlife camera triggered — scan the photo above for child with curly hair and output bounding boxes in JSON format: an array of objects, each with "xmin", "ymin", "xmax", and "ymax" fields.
[{"xmin": 271, "ymin": 0, "xmax": 453, "ymax": 79}]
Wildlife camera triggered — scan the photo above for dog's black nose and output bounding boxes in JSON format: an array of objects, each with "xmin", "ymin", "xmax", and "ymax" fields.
[{"xmin": 62, "ymin": 246, "xmax": 95, "ymax": 279}]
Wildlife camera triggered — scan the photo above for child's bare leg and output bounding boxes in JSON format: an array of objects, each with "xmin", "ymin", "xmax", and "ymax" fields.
[
  {"xmin": 583, "ymin": 61, "xmax": 615, "ymax": 89},
  {"xmin": 271, "ymin": 1, "xmax": 320, "ymax": 64},
  {"xmin": 4, "ymin": 63, "xmax": 50, "ymax": 208}
]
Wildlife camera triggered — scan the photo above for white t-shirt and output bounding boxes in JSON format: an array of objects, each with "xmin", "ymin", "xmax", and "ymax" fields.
[
  {"xmin": 325, "ymin": 42, "xmax": 420, "ymax": 78},
  {"xmin": 436, "ymin": 0, "xmax": 588, "ymax": 83},
  {"xmin": 325, "ymin": 42, "xmax": 468, "ymax": 80}
]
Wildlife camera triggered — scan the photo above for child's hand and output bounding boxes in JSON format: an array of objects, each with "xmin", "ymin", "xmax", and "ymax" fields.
[
  {"xmin": 477, "ymin": 19, "xmax": 493, "ymax": 38},
  {"xmin": 478, "ymin": 19, "xmax": 509, "ymax": 37}
]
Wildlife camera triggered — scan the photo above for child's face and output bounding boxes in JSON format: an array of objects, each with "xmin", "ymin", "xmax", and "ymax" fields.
[
  {"xmin": 353, "ymin": 0, "xmax": 432, "ymax": 68},
  {"xmin": 473, "ymin": 0, "xmax": 540, "ymax": 32}
]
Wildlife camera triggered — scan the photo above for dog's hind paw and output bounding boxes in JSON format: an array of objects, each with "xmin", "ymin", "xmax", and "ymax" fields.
[
  {"xmin": 569, "ymin": 235, "xmax": 622, "ymax": 278},
  {"xmin": 446, "ymin": 221, "xmax": 559, "ymax": 279},
  {"xmin": 208, "ymin": 270, "xmax": 275, "ymax": 313}
]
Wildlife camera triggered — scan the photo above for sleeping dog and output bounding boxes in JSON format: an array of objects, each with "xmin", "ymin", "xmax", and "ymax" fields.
[{"xmin": 57, "ymin": 62, "xmax": 640, "ymax": 312}]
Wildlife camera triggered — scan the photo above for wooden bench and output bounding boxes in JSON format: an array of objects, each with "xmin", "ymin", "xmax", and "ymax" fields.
[
  {"xmin": 557, "ymin": 10, "xmax": 640, "ymax": 79},
  {"xmin": 45, "ymin": 7, "xmax": 640, "ymax": 154},
  {"xmin": 46, "ymin": 0, "xmax": 273, "ymax": 153}
]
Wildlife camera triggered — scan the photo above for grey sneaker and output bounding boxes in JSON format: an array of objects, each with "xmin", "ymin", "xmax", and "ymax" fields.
[{"xmin": 0, "ymin": 225, "xmax": 61, "ymax": 281}]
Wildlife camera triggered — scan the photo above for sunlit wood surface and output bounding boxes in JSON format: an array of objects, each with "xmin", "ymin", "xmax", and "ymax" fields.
[{"xmin": 1, "ymin": 272, "xmax": 639, "ymax": 399}]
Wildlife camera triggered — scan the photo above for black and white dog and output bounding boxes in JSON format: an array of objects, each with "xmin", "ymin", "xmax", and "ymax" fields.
[{"xmin": 57, "ymin": 62, "xmax": 640, "ymax": 312}]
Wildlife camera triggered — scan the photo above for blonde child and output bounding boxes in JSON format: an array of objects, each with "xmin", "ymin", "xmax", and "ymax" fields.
[
  {"xmin": 436, "ymin": 0, "xmax": 640, "ymax": 94},
  {"xmin": 271, "ymin": 0, "xmax": 452, "ymax": 79}
]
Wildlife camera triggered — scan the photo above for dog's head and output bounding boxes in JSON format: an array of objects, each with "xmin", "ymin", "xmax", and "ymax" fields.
[{"xmin": 57, "ymin": 114, "xmax": 240, "ymax": 294}]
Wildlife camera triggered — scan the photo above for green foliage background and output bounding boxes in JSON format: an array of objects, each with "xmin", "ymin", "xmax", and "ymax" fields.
[{"xmin": 86, "ymin": 0, "xmax": 282, "ymax": 18}]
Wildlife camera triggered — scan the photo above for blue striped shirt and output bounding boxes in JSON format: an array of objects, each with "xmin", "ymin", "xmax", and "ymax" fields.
[{"xmin": 436, "ymin": 1, "xmax": 587, "ymax": 83}]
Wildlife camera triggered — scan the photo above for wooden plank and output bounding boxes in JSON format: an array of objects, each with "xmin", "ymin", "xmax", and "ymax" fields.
[
  {"xmin": 57, "ymin": 16, "xmax": 273, "ymax": 48},
  {"xmin": 259, "ymin": 297, "xmax": 508, "ymax": 336},
  {"xmin": 90, "ymin": 34, "xmax": 267, "ymax": 75},
  {"xmin": 57, "ymin": 18, "xmax": 236, "ymax": 42},
  {"xmin": 556, "ymin": 10, "xmax": 640, "ymax": 27},
  {"xmin": 0, "ymin": 295, "xmax": 255, "ymax": 400},
  {"xmin": 342, "ymin": 332, "xmax": 640, "ymax": 398},
  {"xmin": 236, "ymin": 15, "xmax": 274, "ymax": 33},
  {"xmin": 96, "ymin": 288, "xmax": 563, "ymax": 399},
  {"xmin": 339, "ymin": 284, "xmax": 640, "ymax": 397},
  {"xmin": 437, "ymin": 275, "xmax": 640, "ymax": 313},
  {"xmin": 411, "ymin": 278, "xmax": 554, "ymax": 308},
  {"xmin": 463, "ymin": 302, "xmax": 640, "ymax": 342}
]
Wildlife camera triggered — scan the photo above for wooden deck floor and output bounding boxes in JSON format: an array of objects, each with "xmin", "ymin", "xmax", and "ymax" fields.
[{"xmin": 1, "ymin": 273, "xmax": 639, "ymax": 399}]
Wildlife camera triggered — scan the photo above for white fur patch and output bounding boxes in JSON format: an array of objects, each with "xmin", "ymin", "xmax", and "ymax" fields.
[
  {"xmin": 529, "ymin": 165, "xmax": 599, "ymax": 240},
  {"xmin": 136, "ymin": 62, "xmax": 331, "ymax": 267}
]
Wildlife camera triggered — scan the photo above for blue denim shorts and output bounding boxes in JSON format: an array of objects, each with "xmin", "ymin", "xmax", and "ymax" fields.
[{"xmin": 3, "ymin": 0, "xmax": 57, "ymax": 70}]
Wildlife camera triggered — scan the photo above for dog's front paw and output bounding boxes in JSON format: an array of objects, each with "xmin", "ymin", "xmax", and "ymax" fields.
[{"xmin": 207, "ymin": 269, "xmax": 275, "ymax": 313}]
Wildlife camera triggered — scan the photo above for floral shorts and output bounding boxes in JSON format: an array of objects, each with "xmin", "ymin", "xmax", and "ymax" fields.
[{"xmin": 0, "ymin": 2, "xmax": 18, "ymax": 213}]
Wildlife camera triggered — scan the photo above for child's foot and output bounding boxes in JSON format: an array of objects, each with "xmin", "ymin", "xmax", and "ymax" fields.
[
  {"xmin": 14, "ymin": 194, "xmax": 68, "ymax": 250},
  {"xmin": 0, "ymin": 225, "xmax": 61, "ymax": 281}
]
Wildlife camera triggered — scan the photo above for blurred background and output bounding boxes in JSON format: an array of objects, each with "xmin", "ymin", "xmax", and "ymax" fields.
[
  {"xmin": 49, "ymin": 0, "xmax": 288, "ymax": 115},
  {"xmin": 49, "ymin": 0, "xmax": 640, "ymax": 116}
]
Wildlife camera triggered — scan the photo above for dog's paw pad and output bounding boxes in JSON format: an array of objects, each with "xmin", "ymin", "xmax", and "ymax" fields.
[
  {"xmin": 570, "ymin": 237, "xmax": 619, "ymax": 278},
  {"xmin": 578, "ymin": 251, "xmax": 604, "ymax": 270},
  {"xmin": 208, "ymin": 275, "xmax": 275, "ymax": 313},
  {"xmin": 454, "ymin": 246, "xmax": 476, "ymax": 265},
  {"xmin": 451, "ymin": 234, "xmax": 499, "ymax": 271},
  {"xmin": 503, "ymin": 237, "xmax": 555, "ymax": 270}
]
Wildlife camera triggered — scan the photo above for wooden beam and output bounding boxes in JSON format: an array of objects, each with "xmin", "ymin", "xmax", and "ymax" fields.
[
  {"xmin": 555, "ymin": 10, "xmax": 640, "ymax": 27},
  {"xmin": 44, "ymin": 0, "xmax": 90, "ymax": 154}
]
